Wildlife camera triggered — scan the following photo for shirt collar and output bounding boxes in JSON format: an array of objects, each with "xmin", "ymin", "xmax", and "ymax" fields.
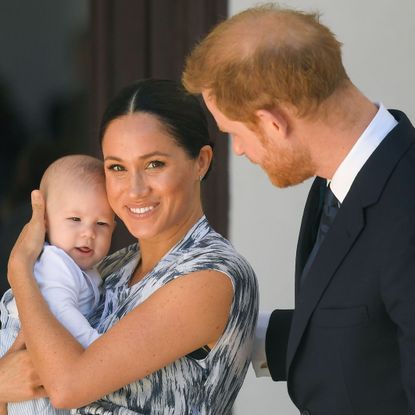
[{"xmin": 330, "ymin": 103, "xmax": 398, "ymax": 203}]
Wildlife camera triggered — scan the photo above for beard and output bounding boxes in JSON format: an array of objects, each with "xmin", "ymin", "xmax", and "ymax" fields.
[{"xmin": 258, "ymin": 132, "xmax": 315, "ymax": 188}]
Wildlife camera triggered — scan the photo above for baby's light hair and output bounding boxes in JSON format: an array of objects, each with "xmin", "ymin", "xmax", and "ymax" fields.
[{"xmin": 39, "ymin": 155, "xmax": 105, "ymax": 199}]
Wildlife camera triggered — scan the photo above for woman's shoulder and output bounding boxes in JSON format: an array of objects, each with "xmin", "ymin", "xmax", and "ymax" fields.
[
  {"xmin": 176, "ymin": 222, "xmax": 257, "ymax": 284},
  {"xmin": 180, "ymin": 217, "xmax": 238, "ymax": 255},
  {"xmin": 194, "ymin": 227, "xmax": 243, "ymax": 260}
]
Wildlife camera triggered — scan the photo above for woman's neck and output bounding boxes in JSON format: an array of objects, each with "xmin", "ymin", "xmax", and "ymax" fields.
[{"xmin": 130, "ymin": 209, "xmax": 204, "ymax": 286}]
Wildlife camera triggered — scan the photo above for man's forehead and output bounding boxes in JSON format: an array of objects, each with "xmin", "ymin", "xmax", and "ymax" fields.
[{"xmin": 202, "ymin": 91, "xmax": 223, "ymax": 118}]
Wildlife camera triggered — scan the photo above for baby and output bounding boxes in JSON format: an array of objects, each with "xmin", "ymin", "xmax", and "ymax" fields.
[{"xmin": 0, "ymin": 155, "xmax": 115, "ymax": 415}]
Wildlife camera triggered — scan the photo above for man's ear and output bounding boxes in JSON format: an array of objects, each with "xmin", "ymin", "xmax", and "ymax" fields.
[{"xmin": 255, "ymin": 108, "xmax": 289, "ymax": 140}]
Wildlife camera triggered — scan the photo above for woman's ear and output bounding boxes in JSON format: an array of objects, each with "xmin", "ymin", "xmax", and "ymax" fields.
[
  {"xmin": 255, "ymin": 108, "xmax": 289, "ymax": 141},
  {"xmin": 197, "ymin": 145, "xmax": 213, "ymax": 180}
]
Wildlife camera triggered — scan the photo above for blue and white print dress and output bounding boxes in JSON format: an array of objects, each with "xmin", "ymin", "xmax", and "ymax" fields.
[{"xmin": 73, "ymin": 216, "xmax": 258, "ymax": 415}]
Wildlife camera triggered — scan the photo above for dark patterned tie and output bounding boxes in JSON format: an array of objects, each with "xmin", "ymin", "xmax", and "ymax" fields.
[{"xmin": 300, "ymin": 185, "xmax": 340, "ymax": 288}]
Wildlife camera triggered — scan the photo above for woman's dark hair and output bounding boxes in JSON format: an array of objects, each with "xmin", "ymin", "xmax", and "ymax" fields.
[{"xmin": 99, "ymin": 79, "xmax": 213, "ymax": 177}]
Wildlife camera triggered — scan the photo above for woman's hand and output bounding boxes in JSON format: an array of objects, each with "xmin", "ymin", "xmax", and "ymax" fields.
[
  {"xmin": 0, "ymin": 350, "xmax": 46, "ymax": 402},
  {"xmin": 8, "ymin": 190, "xmax": 46, "ymax": 286}
]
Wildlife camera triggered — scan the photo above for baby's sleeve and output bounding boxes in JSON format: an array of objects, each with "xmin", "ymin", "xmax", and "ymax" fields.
[{"xmin": 34, "ymin": 247, "xmax": 101, "ymax": 348}]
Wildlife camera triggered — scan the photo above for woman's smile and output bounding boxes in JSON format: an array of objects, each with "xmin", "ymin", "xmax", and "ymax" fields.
[{"xmin": 128, "ymin": 204, "xmax": 157, "ymax": 216}]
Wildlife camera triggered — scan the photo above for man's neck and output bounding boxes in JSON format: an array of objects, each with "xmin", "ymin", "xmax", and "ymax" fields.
[{"xmin": 305, "ymin": 85, "xmax": 379, "ymax": 180}]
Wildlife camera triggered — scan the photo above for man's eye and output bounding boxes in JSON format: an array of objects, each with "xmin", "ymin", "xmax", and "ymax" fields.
[
  {"xmin": 108, "ymin": 164, "xmax": 124, "ymax": 172},
  {"xmin": 68, "ymin": 217, "xmax": 81, "ymax": 222},
  {"xmin": 147, "ymin": 160, "xmax": 165, "ymax": 169}
]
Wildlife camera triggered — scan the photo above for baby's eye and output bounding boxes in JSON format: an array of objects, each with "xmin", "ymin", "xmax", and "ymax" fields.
[
  {"xmin": 108, "ymin": 164, "xmax": 125, "ymax": 172},
  {"xmin": 68, "ymin": 217, "xmax": 81, "ymax": 222},
  {"xmin": 147, "ymin": 160, "xmax": 165, "ymax": 169},
  {"xmin": 97, "ymin": 221, "xmax": 109, "ymax": 226}
]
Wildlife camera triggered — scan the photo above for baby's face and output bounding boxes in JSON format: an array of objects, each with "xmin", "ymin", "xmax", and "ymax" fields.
[{"xmin": 45, "ymin": 182, "xmax": 115, "ymax": 270}]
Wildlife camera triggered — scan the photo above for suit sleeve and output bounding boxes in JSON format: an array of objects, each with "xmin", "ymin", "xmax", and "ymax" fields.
[
  {"xmin": 34, "ymin": 248, "xmax": 101, "ymax": 348},
  {"xmin": 265, "ymin": 309, "xmax": 293, "ymax": 381}
]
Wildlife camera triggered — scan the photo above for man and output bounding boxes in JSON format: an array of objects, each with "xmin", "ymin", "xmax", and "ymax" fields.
[{"xmin": 183, "ymin": 5, "xmax": 415, "ymax": 415}]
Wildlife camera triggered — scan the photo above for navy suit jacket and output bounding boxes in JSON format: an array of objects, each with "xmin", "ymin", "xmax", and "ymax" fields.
[{"xmin": 266, "ymin": 110, "xmax": 415, "ymax": 414}]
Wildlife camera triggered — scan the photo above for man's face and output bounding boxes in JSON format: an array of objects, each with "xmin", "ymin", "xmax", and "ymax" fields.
[
  {"xmin": 202, "ymin": 92, "xmax": 268, "ymax": 165},
  {"xmin": 202, "ymin": 92, "xmax": 314, "ymax": 188}
]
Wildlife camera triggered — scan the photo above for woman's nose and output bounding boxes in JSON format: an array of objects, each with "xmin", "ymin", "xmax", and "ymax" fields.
[{"xmin": 128, "ymin": 173, "xmax": 150, "ymax": 198}]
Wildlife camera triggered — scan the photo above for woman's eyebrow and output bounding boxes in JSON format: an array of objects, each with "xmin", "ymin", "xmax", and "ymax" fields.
[{"xmin": 104, "ymin": 151, "xmax": 170, "ymax": 162}]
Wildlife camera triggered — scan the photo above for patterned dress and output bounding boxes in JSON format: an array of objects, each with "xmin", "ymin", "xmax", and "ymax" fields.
[{"xmin": 73, "ymin": 216, "xmax": 258, "ymax": 415}]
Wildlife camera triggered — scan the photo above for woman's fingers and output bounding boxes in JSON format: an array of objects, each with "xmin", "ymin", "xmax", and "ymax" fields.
[
  {"xmin": 8, "ymin": 190, "xmax": 46, "ymax": 282},
  {"xmin": 30, "ymin": 190, "xmax": 46, "ymax": 227},
  {"xmin": 26, "ymin": 190, "xmax": 46, "ymax": 250},
  {"xmin": 0, "ymin": 350, "xmax": 46, "ymax": 402}
]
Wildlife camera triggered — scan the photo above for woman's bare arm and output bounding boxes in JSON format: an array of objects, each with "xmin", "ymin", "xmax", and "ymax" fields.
[{"xmin": 8, "ymin": 191, "xmax": 233, "ymax": 409}]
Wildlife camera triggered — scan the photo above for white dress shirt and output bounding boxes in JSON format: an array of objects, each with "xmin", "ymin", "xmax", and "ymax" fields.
[{"xmin": 252, "ymin": 103, "xmax": 398, "ymax": 377}]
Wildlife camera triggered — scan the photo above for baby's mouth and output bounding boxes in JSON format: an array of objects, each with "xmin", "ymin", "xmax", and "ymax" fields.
[{"xmin": 77, "ymin": 247, "xmax": 92, "ymax": 254}]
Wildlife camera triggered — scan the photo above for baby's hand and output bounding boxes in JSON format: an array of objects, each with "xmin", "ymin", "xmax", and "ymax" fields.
[{"xmin": 8, "ymin": 190, "xmax": 46, "ymax": 284}]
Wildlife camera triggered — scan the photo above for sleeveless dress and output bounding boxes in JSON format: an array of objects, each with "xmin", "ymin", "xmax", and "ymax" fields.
[{"xmin": 72, "ymin": 216, "xmax": 258, "ymax": 415}]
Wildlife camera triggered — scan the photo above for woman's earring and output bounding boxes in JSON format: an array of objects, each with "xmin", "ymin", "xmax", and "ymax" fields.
[{"xmin": 199, "ymin": 175, "xmax": 204, "ymax": 182}]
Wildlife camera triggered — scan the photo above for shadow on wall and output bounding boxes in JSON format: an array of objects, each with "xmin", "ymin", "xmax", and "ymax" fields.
[
  {"xmin": 0, "ymin": 4, "xmax": 92, "ymax": 296},
  {"xmin": 0, "ymin": 29, "xmax": 91, "ymax": 296},
  {"xmin": 0, "ymin": 140, "xmax": 68, "ymax": 296}
]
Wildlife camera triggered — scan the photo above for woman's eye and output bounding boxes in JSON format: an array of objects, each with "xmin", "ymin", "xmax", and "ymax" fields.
[
  {"xmin": 108, "ymin": 164, "xmax": 125, "ymax": 172},
  {"xmin": 68, "ymin": 217, "xmax": 81, "ymax": 222},
  {"xmin": 147, "ymin": 160, "xmax": 165, "ymax": 169},
  {"xmin": 97, "ymin": 221, "xmax": 109, "ymax": 226}
]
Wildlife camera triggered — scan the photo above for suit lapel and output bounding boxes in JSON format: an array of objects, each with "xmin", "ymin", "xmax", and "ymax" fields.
[
  {"xmin": 287, "ymin": 196, "xmax": 365, "ymax": 369},
  {"xmin": 286, "ymin": 110, "xmax": 415, "ymax": 375}
]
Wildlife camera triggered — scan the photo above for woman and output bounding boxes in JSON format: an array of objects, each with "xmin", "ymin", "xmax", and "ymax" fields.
[{"xmin": 4, "ymin": 79, "xmax": 258, "ymax": 414}]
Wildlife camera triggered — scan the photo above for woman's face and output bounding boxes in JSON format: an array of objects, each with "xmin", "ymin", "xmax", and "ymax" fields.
[{"xmin": 102, "ymin": 112, "xmax": 209, "ymax": 243}]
